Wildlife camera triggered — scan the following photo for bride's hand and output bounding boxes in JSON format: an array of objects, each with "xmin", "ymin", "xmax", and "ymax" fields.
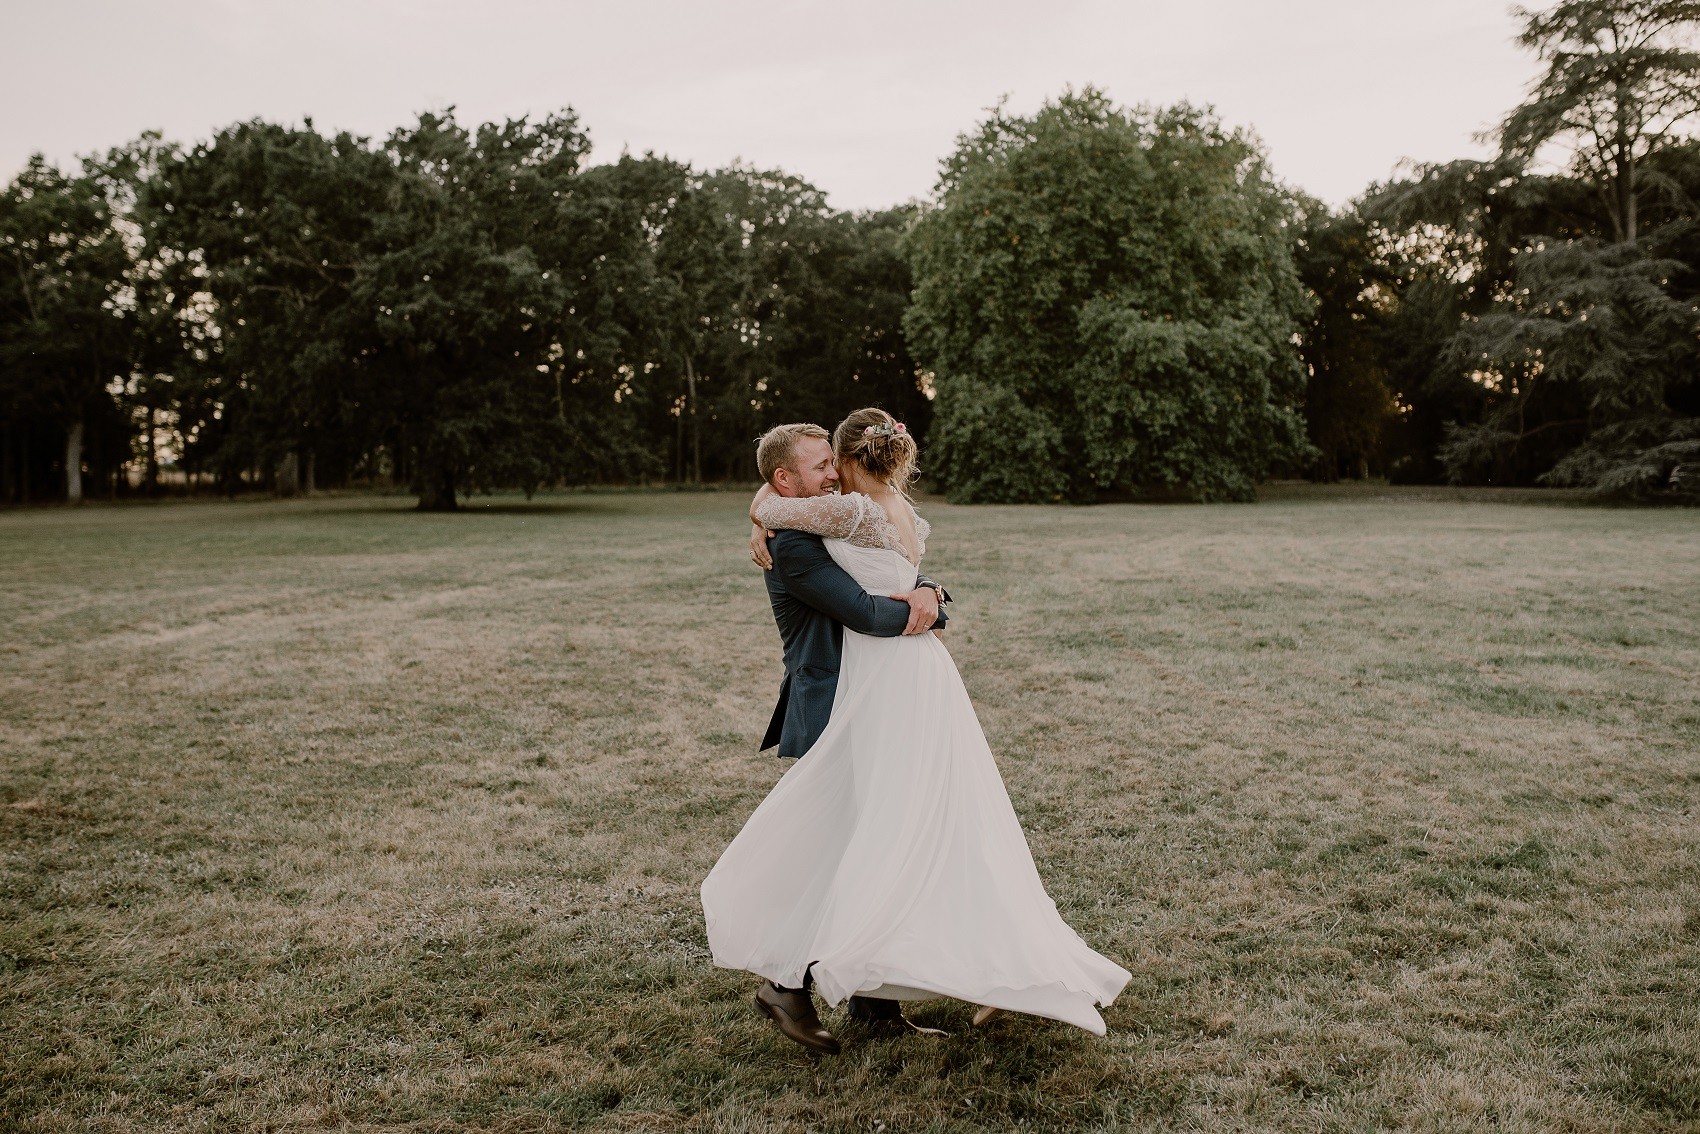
[{"xmin": 750, "ymin": 522, "xmax": 775, "ymax": 570}]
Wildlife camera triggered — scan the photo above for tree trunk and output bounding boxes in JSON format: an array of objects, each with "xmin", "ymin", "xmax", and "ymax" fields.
[
  {"xmin": 304, "ymin": 450, "xmax": 316, "ymax": 495},
  {"xmin": 1612, "ymin": 148, "xmax": 1635, "ymax": 243},
  {"xmin": 416, "ymin": 462, "xmax": 458, "ymax": 511},
  {"xmin": 1624, "ymin": 154, "xmax": 1637, "ymax": 243},
  {"xmin": 686, "ymin": 356, "xmax": 701, "ymax": 484},
  {"xmin": 675, "ymin": 397, "xmax": 685, "ymax": 483},
  {"xmin": 1, "ymin": 418, "xmax": 13, "ymax": 504},
  {"xmin": 65, "ymin": 417, "xmax": 84, "ymax": 504},
  {"xmin": 145, "ymin": 407, "xmax": 159, "ymax": 494},
  {"xmin": 276, "ymin": 451, "xmax": 300, "ymax": 497},
  {"xmin": 1612, "ymin": 84, "xmax": 1637, "ymax": 244}
]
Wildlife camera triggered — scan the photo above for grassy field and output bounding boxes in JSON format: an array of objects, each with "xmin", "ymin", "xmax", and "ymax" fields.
[{"xmin": 2, "ymin": 487, "xmax": 1698, "ymax": 1133}]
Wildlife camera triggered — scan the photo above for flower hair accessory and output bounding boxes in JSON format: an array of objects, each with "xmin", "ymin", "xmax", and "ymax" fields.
[{"xmin": 863, "ymin": 421, "xmax": 907, "ymax": 438}]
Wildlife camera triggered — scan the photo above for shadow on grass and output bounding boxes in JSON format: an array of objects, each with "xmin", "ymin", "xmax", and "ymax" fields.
[
  {"xmin": 298, "ymin": 499, "xmax": 617, "ymax": 518},
  {"xmin": 459, "ymin": 501, "xmax": 614, "ymax": 515},
  {"xmin": 1253, "ymin": 480, "xmax": 1602, "ymax": 506}
]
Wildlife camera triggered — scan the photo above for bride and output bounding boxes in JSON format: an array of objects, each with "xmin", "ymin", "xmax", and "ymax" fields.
[{"xmin": 700, "ymin": 407, "xmax": 1129, "ymax": 1039}]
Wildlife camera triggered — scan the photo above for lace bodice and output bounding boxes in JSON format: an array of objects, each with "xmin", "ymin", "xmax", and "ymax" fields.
[{"xmin": 754, "ymin": 492, "xmax": 930, "ymax": 565}]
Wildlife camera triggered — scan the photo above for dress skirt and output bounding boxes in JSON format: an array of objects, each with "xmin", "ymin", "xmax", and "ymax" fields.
[{"xmin": 701, "ymin": 599, "xmax": 1130, "ymax": 1034}]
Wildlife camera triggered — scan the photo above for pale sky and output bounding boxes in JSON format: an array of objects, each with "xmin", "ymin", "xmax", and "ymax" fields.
[{"xmin": 2, "ymin": 0, "xmax": 1536, "ymax": 210}]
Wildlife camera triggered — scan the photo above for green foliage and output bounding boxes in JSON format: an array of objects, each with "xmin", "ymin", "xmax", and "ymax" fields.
[
  {"xmin": 0, "ymin": 159, "xmax": 130, "ymax": 416},
  {"xmin": 1500, "ymin": 0, "xmax": 1700, "ymax": 242},
  {"xmin": 1351, "ymin": 0, "xmax": 1700, "ymax": 498},
  {"xmin": 1289, "ymin": 202, "xmax": 1401, "ymax": 480},
  {"xmin": 1358, "ymin": 141, "xmax": 1700, "ymax": 491},
  {"xmin": 631, "ymin": 166, "xmax": 929, "ymax": 485},
  {"xmin": 364, "ymin": 110, "xmax": 597, "ymax": 508},
  {"xmin": 1440, "ymin": 238, "xmax": 1699, "ymax": 493},
  {"xmin": 0, "ymin": 107, "xmax": 928, "ymax": 507},
  {"xmin": 741, "ymin": 204, "xmax": 932, "ymax": 457},
  {"xmin": 1454, "ymin": 239, "xmax": 1693, "ymax": 416},
  {"xmin": 904, "ymin": 90, "xmax": 1313, "ymax": 503},
  {"xmin": 1546, "ymin": 414, "xmax": 1700, "ymax": 496},
  {"xmin": 156, "ymin": 119, "xmax": 392, "ymax": 492},
  {"xmin": 91, "ymin": 133, "xmax": 192, "ymax": 495},
  {"xmin": 0, "ymin": 155, "xmax": 133, "ymax": 501},
  {"xmin": 11, "ymin": 31, "xmax": 1700, "ymax": 509}
]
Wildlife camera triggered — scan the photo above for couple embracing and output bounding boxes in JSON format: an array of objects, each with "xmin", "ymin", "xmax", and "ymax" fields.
[{"xmin": 699, "ymin": 407, "xmax": 1129, "ymax": 1054}]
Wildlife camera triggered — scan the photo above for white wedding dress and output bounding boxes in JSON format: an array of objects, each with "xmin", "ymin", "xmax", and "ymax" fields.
[{"xmin": 701, "ymin": 494, "xmax": 1130, "ymax": 1034}]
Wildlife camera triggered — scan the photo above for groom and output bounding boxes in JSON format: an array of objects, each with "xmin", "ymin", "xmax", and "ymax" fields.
[{"xmin": 742, "ymin": 421, "xmax": 950, "ymax": 1054}]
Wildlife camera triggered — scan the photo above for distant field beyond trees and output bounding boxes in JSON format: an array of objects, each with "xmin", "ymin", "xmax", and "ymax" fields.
[{"xmin": 2, "ymin": 488, "xmax": 1696, "ymax": 1130}]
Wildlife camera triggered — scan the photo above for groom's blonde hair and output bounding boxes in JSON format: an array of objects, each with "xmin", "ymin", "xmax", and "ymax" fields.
[{"xmin": 756, "ymin": 423, "xmax": 830, "ymax": 484}]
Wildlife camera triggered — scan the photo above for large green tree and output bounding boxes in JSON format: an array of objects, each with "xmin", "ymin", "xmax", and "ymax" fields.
[
  {"xmin": 91, "ymin": 132, "xmax": 194, "ymax": 496},
  {"xmin": 157, "ymin": 119, "xmax": 393, "ymax": 493},
  {"xmin": 1353, "ymin": 162, "xmax": 1596, "ymax": 483},
  {"xmin": 365, "ymin": 111, "xmax": 586, "ymax": 509},
  {"xmin": 1500, "ymin": 0, "xmax": 1700, "ymax": 242},
  {"xmin": 0, "ymin": 156, "xmax": 132, "ymax": 502},
  {"xmin": 1355, "ymin": 0, "xmax": 1700, "ymax": 495},
  {"xmin": 645, "ymin": 163, "xmax": 751, "ymax": 484},
  {"xmin": 1291, "ymin": 201, "xmax": 1401, "ymax": 480},
  {"xmin": 1439, "ymin": 237, "xmax": 1699, "ymax": 492},
  {"xmin": 904, "ymin": 90, "xmax": 1312, "ymax": 503},
  {"xmin": 747, "ymin": 204, "xmax": 931, "ymax": 451},
  {"xmin": 681, "ymin": 168, "xmax": 930, "ymax": 482},
  {"xmin": 597, "ymin": 160, "xmax": 927, "ymax": 484}
]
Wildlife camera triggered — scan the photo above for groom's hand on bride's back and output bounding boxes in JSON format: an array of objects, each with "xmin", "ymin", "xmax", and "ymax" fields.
[{"xmin": 890, "ymin": 587, "xmax": 938, "ymax": 635}]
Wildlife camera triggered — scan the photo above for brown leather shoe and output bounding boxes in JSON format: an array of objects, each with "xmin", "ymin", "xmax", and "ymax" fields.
[{"xmin": 753, "ymin": 981, "xmax": 840, "ymax": 1055}]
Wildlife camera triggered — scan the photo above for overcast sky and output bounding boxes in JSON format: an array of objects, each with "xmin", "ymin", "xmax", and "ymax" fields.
[{"xmin": 3, "ymin": 0, "xmax": 1537, "ymax": 210}]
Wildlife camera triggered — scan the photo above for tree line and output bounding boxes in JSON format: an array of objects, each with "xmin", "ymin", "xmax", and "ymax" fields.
[
  {"xmin": 0, "ymin": 113, "xmax": 929, "ymax": 508},
  {"xmin": 3, "ymin": 0, "xmax": 1697, "ymax": 508},
  {"xmin": 1297, "ymin": 0, "xmax": 1700, "ymax": 498}
]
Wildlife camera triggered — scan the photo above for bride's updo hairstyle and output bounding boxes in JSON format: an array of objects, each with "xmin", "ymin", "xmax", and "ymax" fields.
[{"xmin": 833, "ymin": 407, "xmax": 918, "ymax": 492}]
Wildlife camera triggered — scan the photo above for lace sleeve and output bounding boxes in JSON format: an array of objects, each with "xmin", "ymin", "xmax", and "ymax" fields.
[
  {"xmin": 754, "ymin": 492, "xmax": 875, "ymax": 544},
  {"xmin": 915, "ymin": 513, "xmax": 930, "ymax": 558}
]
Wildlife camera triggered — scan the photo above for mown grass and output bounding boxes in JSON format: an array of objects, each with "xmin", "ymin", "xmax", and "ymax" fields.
[{"xmin": 2, "ymin": 487, "xmax": 1697, "ymax": 1133}]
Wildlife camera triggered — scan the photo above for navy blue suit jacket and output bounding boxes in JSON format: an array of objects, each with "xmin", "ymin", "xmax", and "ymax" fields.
[{"xmin": 759, "ymin": 529, "xmax": 947, "ymax": 758}]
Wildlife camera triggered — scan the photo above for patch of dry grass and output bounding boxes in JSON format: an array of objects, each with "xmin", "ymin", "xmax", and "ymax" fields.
[{"xmin": 2, "ymin": 487, "xmax": 1697, "ymax": 1132}]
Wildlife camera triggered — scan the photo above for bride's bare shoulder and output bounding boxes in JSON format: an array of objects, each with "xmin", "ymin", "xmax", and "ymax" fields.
[{"xmin": 900, "ymin": 497, "xmax": 931, "ymax": 553}]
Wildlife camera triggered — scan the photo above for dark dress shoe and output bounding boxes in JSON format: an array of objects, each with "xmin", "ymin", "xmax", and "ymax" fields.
[
  {"xmin": 753, "ymin": 981, "xmax": 840, "ymax": 1055},
  {"xmin": 847, "ymin": 994, "xmax": 904, "ymax": 1022},
  {"xmin": 847, "ymin": 995, "xmax": 948, "ymax": 1036}
]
